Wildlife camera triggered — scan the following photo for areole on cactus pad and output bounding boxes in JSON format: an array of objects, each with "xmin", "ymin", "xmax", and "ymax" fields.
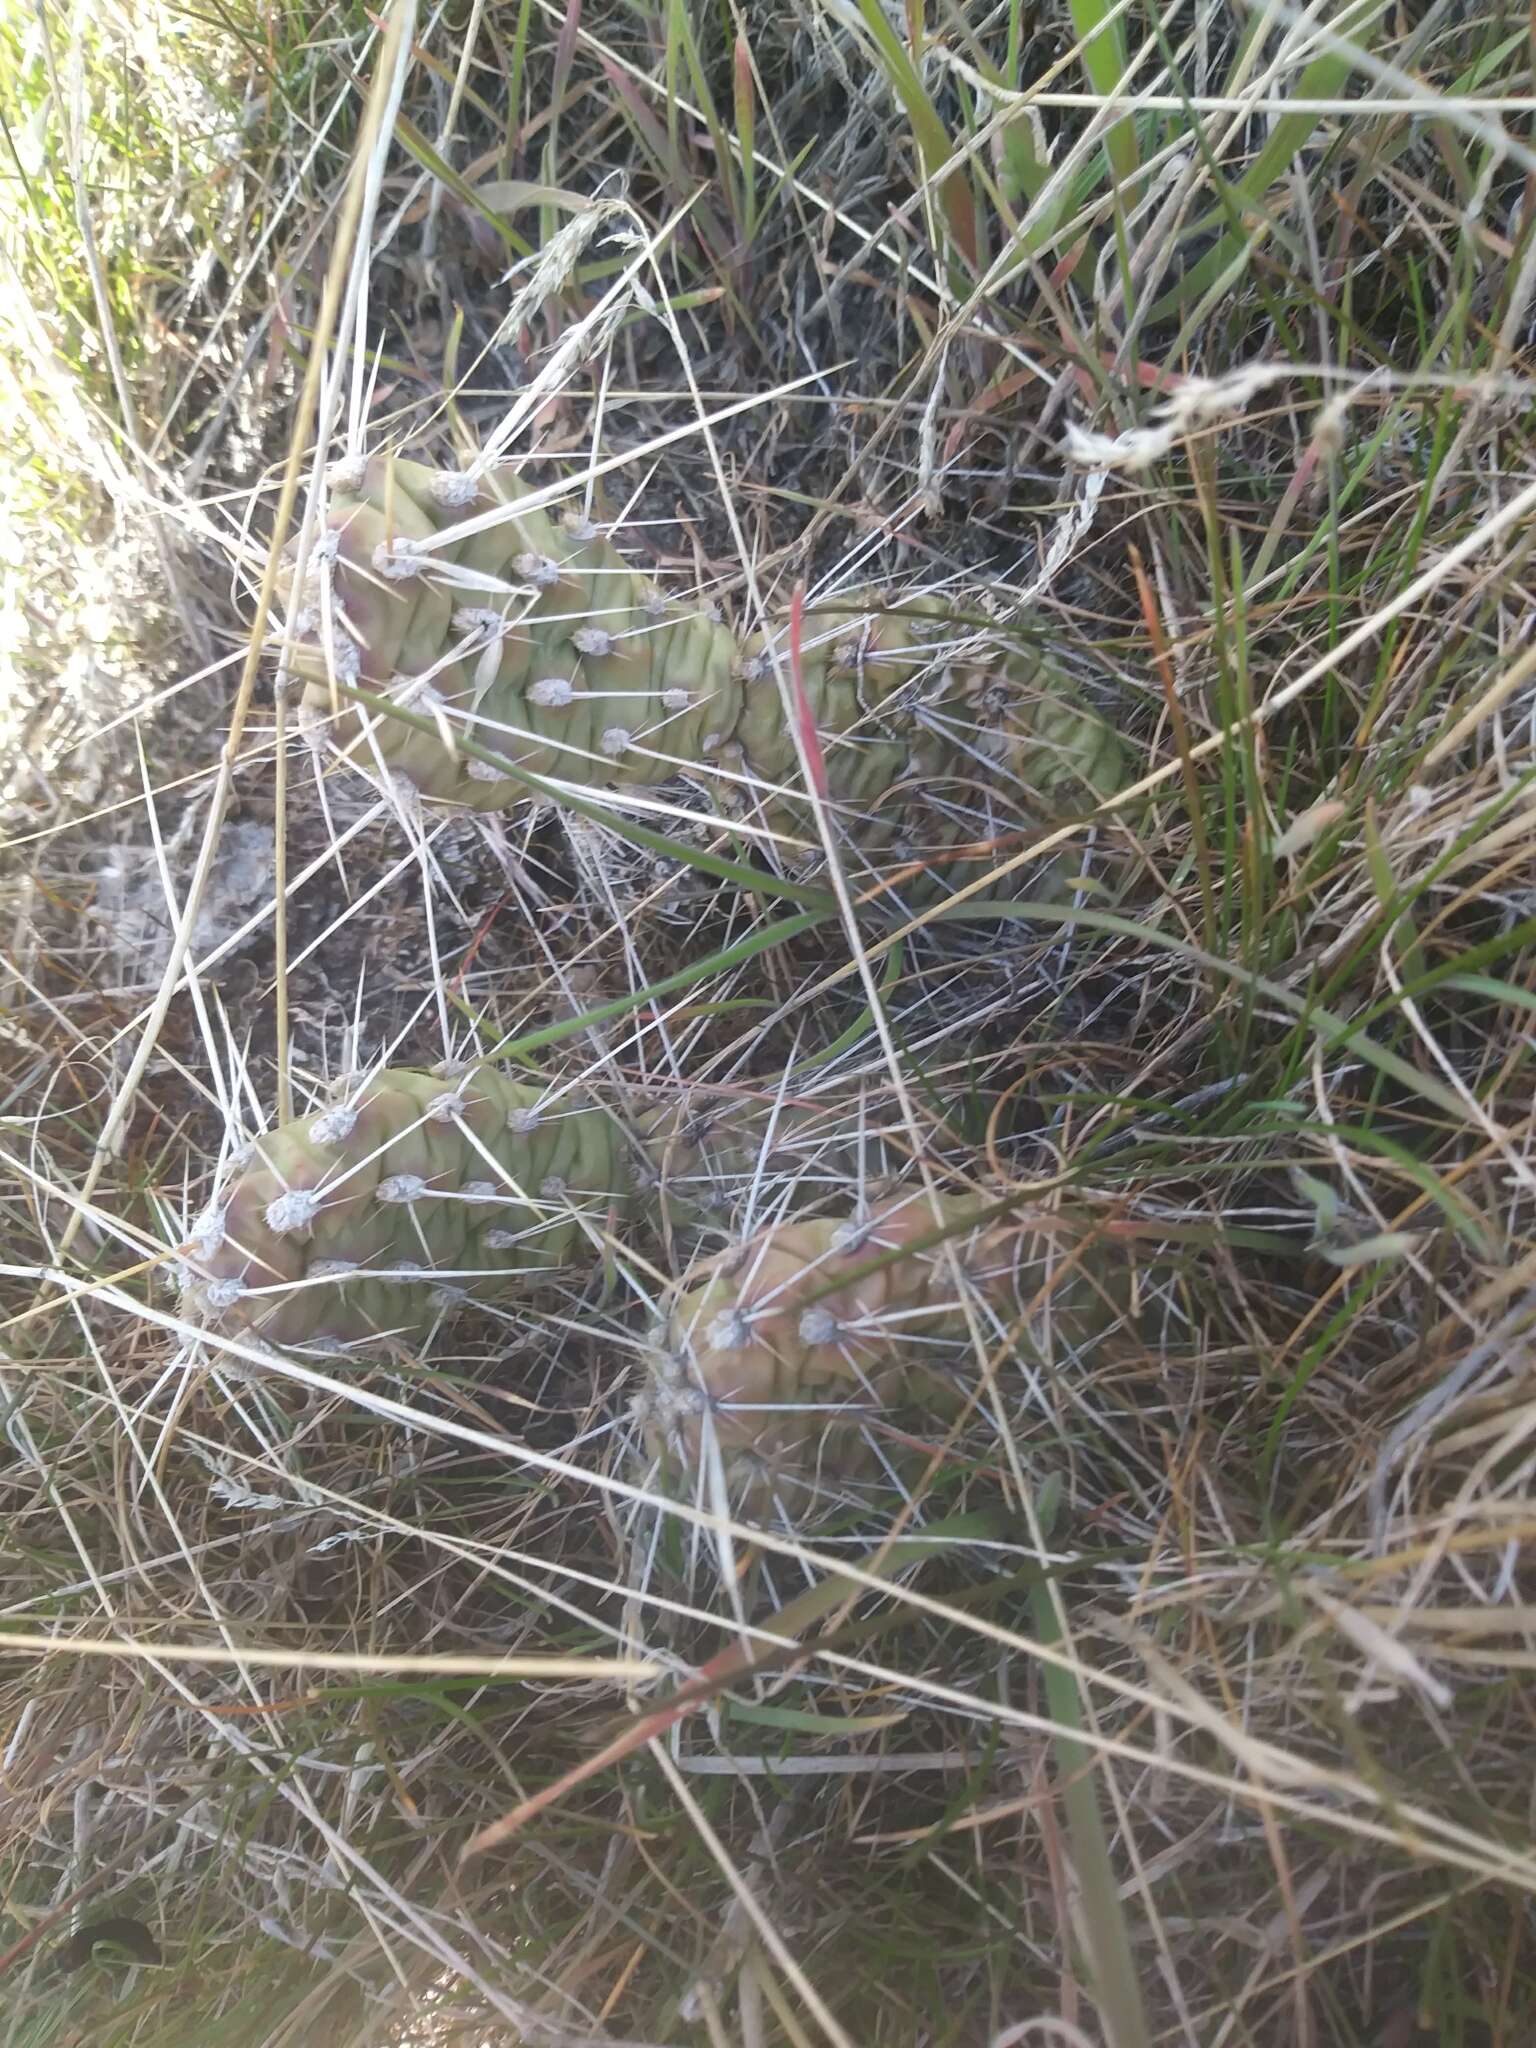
[{"xmin": 278, "ymin": 453, "xmax": 1127, "ymax": 872}]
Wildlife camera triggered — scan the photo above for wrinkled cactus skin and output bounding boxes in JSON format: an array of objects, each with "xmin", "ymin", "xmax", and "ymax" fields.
[
  {"xmin": 635, "ymin": 1193, "xmax": 1124, "ymax": 1503},
  {"xmin": 281, "ymin": 456, "xmax": 1127, "ymax": 854},
  {"xmin": 181, "ymin": 1066, "xmax": 632, "ymax": 1350}
]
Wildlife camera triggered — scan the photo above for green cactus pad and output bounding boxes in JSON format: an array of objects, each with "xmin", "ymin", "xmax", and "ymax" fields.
[
  {"xmin": 280, "ymin": 456, "xmax": 1128, "ymax": 873},
  {"xmin": 182, "ymin": 1066, "xmax": 630, "ymax": 1350}
]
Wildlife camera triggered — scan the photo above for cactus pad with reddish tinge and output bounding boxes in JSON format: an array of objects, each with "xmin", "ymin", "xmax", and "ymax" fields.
[{"xmin": 635, "ymin": 1192, "xmax": 1126, "ymax": 1507}]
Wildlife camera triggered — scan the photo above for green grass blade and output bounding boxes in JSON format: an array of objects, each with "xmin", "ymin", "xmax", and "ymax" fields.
[{"xmin": 1069, "ymin": 0, "xmax": 1139, "ymax": 184}]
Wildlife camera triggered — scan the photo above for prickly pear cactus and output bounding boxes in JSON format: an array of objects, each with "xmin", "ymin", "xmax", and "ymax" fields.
[
  {"xmin": 280, "ymin": 454, "xmax": 1126, "ymax": 863},
  {"xmin": 181, "ymin": 1066, "xmax": 631, "ymax": 1350},
  {"xmin": 635, "ymin": 1193, "xmax": 1123, "ymax": 1509},
  {"xmin": 636, "ymin": 1195, "xmax": 997, "ymax": 1506}
]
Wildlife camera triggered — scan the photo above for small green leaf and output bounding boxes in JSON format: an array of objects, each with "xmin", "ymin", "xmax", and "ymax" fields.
[
  {"xmin": 1290, "ymin": 1167, "xmax": 1340, "ymax": 1239},
  {"xmin": 1323, "ymin": 1231, "xmax": 1420, "ymax": 1268},
  {"xmin": 727, "ymin": 1699, "xmax": 908, "ymax": 1736}
]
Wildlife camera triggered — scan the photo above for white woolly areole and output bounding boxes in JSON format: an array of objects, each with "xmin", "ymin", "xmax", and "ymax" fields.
[
  {"xmin": 642, "ymin": 588, "xmax": 669, "ymax": 618},
  {"xmin": 740, "ymin": 652, "xmax": 771, "ymax": 683},
  {"xmin": 506, "ymin": 1105, "xmax": 542, "ymax": 1135},
  {"xmin": 562, "ymin": 511, "xmax": 599, "ymax": 541},
  {"xmin": 483, "ymin": 1228, "xmax": 521, "ymax": 1251},
  {"xmin": 514, "ymin": 551, "xmax": 560, "ymax": 589},
  {"xmin": 798, "ymin": 1306, "xmax": 840, "ymax": 1346},
  {"xmin": 430, "ymin": 470, "xmax": 481, "ymax": 507},
  {"xmin": 660, "ymin": 687, "xmax": 691, "ymax": 712},
  {"xmin": 311, "ymin": 1258, "xmax": 360, "ymax": 1279},
  {"xmin": 463, "ymin": 1180, "xmax": 497, "ymax": 1202},
  {"xmin": 831, "ymin": 1217, "xmax": 871, "ymax": 1253},
  {"xmin": 329, "ymin": 634, "xmax": 361, "ymax": 683},
  {"xmin": 707, "ymin": 1308, "xmax": 752, "ymax": 1353},
  {"xmin": 600, "ymin": 727, "xmax": 631, "ymax": 758},
  {"xmin": 309, "ymin": 1104, "xmax": 359, "ymax": 1147},
  {"xmin": 701, "ymin": 731, "xmax": 722, "ymax": 754},
  {"xmin": 467, "ymin": 754, "xmax": 507, "ymax": 782},
  {"xmin": 539, "ymin": 1175, "xmax": 567, "ymax": 1200},
  {"xmin": 529, "ymin": 676, "xmax": 574, "ymax": 708},
  {"xmin": 395, "ymin": 677, "xmax": 444, "ymax": 713},
  {"xmin": 573, "ymin": 625, "xmax": 613, "ymax": 657},
  {"xmin": 454, "ymin": 605, "xmax": 511, "ymax": 640},
  {"xmin": 189, "ymin": 1204, "xmax": 226, "ymax": 1260},
  {"xmin": 326, "ymin": 456, "xmax": 367, "ymax": 493},
  {"xmin": 372, "ymin": 538, "xmax": 427, "ymax": 581},
  {"xmin": 377, "ymin": 1173, "xmax": 427, "ymax": 1205},
  {"xmin": 427, "ymin": 1090, "xmax": 466, "ymax": 1122},
  {"xmin": 204, "ymin": 1276, "xmax": 247, "ymax": 1312},
  {"xmin": 265, "ymin": 1188, "xmax": 322, "ymax": 1235}
]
